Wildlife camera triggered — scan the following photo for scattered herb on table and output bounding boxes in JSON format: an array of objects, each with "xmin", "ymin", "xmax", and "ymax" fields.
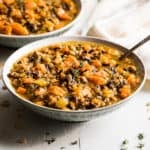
[
  {"xmin": 138, "ymin": 133, "xmax": 144, "ymax": 140},
  {"xmin": 122, "ymin": 139, "xmax": 129, "ymax": 145},
  {"xmin": 137, "ymin": 143, "xmax": 144, "ymax": 149},
  {"xmin": 120, "ymin": 139, "xmax": 129, "ymax": 150},
  {"xmin": 137, "ymin": 133, "xmax": 144, "ymax": 149},
  {"xmin": 45, "ymin": 138, "xmax": 56, "ymax": 145},
  {"xmin": 60, "ymin": 146, "xmax": 65, "ymax": 150},
  {"xmin": 70, "ymin": 140, "xmax": 78, "ymax": 145}
]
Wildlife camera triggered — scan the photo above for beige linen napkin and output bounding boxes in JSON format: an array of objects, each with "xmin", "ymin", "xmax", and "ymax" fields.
[{"xmin": 88, "ymin": 0, "xmax": 150, "ymax": 79}]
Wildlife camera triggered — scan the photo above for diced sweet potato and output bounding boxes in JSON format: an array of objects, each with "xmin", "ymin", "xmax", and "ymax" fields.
[
  {"xmin": 3, "ymin": 0, "xmax": 15, "ymax": 5},
  {"xmin": 36, "ymin": 64, "xmax": 47, "ymax": 73},
  {"xmin": 56, "ymin": 8, "xmax": 71, "ymax": 20},
  {"xmin": 92, "ymin": 60, "xmax": 101, "ymax": 67},
  {"xmin": 87, "ymin": 74, "xmax": 107, "ymax": 85},
  {"xmin": 17, "ymin": 87, "xmax": 26, "ymax": 94},
  {"xmin": 48, "ymin": 86, "xmax": 66, "ymax": 96},
  {"xmin": 11, "ymin": 23, "xmax": 29, "ymax": 35},
  {"xmin": 127, "ymin": 74, "xmax": 139, "ymax": 86},
  {"xmin": 97, "ymin": 70, "xmax": 108, "ymax": 78},
  {"xmin": 36, "ymin": 0, "xmax": 46, "ymax": 7},
  {"xmin": 63, "ymin": 55, "xmax": 80, "ymax": 70},
  {"xmin": 0, "ymin": 24, "xmax": 12, "ymax": 35},
  {"xmin": 80, "ymin": 64, "xmax": 91, "ymax": 72},
  {"xmin": 24, "ymin": 0, "xmax": 37, "ymax": 10},
  {"xmin": 22, "ymin": 77, "xmax": 34, "ymax": 84},
  {"xmin": 119, "ymin": 85, "xmax": 131, "ymax": 98}
]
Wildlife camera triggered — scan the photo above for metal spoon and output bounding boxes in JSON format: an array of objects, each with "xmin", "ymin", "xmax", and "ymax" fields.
[{"xmin": 119, "ymin": 35, "xmax": 150, "ymax": 60}]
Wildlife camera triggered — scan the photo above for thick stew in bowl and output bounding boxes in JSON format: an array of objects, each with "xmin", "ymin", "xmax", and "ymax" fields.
[{"xmin": 8, "ymin": 41, "xmax": 142, "ymax": 110}]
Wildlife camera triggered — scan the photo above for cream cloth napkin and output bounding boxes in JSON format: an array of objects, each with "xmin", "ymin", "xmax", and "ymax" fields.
[{"xmin": 88, "ymin": 0, "xmax": 150, "ymax": 79}]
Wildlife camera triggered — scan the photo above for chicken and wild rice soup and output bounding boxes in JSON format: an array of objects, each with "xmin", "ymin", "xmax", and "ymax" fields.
[
  {"xmin": 8, "ymin": 41, "xmax": 141, "ymax": 110},
  {"xmin": 0, "ymin": 0, "xmax": 78, "ymax": 35}
]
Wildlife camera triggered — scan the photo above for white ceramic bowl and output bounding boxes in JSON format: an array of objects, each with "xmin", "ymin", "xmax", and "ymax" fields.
[
  {"xmin": 2, "ymin": 36, "xmax": 146, "ymax": 122},
  {"xmin": 0, "ymin": 0, "xmax": 82, "ymax": 48}
]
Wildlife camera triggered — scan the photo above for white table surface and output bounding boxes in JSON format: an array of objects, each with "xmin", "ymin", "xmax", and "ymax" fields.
[
  {"xmin": 0, "ymin": 0, "xmax": 150, "ymax": 150},
  {"xmin": 0, "ymin": 41, "xmax": 150, "ymax": 150}
]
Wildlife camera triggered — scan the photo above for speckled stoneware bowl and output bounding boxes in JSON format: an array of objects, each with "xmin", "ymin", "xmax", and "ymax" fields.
[
  {"xmin": 0, "ymin": 0, "xmax": 82, "ymax": 48},
  {"xmin": 2, "ymin": 36, "xmax": 146, "ymax": 122}
]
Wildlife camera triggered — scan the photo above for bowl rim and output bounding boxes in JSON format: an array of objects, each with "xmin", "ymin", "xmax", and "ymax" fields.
[
  {"xmin": 2, "ymin": 36, "xmax": 147, "ymax": 113},
  {"xmin": 0, "ymin": 0, "xmax": 83, "ymax": 39}
]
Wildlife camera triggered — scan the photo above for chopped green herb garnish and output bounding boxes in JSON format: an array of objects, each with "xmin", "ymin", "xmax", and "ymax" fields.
[
  {"xmin": 17, "ymin": 0, "xmax": 24, "ymax": 11},
  {"xmin": 71, "ymin": 69, "xmax": 79, "ymax": 77},
  {"xmin": 80, "ymin": 61, "xmax": 84, "ymax": 67}
]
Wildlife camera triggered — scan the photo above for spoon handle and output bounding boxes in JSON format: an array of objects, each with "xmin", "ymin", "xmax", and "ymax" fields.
[{"xmin": 120, "ymin": 35, "xmax": 150, "ymax": 60}]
